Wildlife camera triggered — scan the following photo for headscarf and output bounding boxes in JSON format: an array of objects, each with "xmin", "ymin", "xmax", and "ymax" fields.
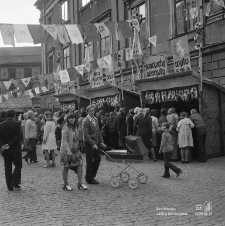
[{"xmin": 167, "ymin": 108, "xmax": 176, "ymax": 115}]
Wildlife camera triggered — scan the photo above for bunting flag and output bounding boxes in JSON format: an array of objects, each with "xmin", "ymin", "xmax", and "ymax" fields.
[
  {"xmin": 81, "ymin": 24, "xmax": 100, "ymax": 42},
  {"xmin": 41, "ymin": 86, "xmax": 48, "ymax": 92},
  {"xmin": 118, "ymin": 21, "xmax": 134, "ymax": 39},
  {"xmin": 105, "ymin": 22, "xmax": 116, "ymax": 37},
  {"xmin": 95, "ymin": 23, "xmax": 110, "ymax": 38},
  {"xmin": 4, "ymin": 94, "xmax": 9, "ymax": 101},
  {"xmin": 28, "ymin": 25, "xmax": 47, "ymax": 44},
  {"xmin": 148, "ymin": 35, "xmax": 157, "ymax": 47},
  {"xmin": 75, "ymin": 65, "xmax": 84, "ymax": 76},
  {"xmin": 59, "ymin": 69, "xmax": 70, "ymax": 83},
  {"xmin": 0, "ymin": 24, "xmax": 15, "ymax": 46},
  {"xmin": 57, "ymin": 25, "xmax": 70, "ymax": 45},
  {"xmin": 3, "ymin": 81, "xmax": 12, "ymax": 90},
  {"xmin": 214, "ymin": 0, "xmax": 225, "ymax": 8},
  {"xmin": 103, "ymin": 55, "xmax": 113, "ymax": 72},
  {"xmin": 42, "ymin": 25, "xmax": 58, "ymax": 40},
  {"xmin": 65, "ymin": 24, "xmax": 84, "ymax": 44},
  {"xmin": 13, "ymin": 24, "xmax": 33, "ymax": 43},
  {"xmin": 12, "ymin": 79, "xmax": 19, "ymax": 88},
  {"xmin": 97, "ymin": 57, "xmax": 108, "ymax": 69},
  {"xmin": 84, "ymin": 63, "xmax": 91, "ymax": 73},
  {"xmin": 84, "ymin": 43, "xmax": 94, "ymax": 64},
  {"xmin": 21, "ymin": 77, "xmax": 31, "ymax": 87},
  {"xmin": 115, "ymin": 22, "xmax": 123, "ymax": 41}
]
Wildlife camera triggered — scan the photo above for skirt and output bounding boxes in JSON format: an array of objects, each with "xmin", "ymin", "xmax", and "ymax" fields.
[{"xmin": 60, "ymin": 151, "xmax": 83, "ymax": 168}]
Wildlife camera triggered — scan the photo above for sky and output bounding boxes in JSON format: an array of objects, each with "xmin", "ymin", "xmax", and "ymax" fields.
[{"xmin": 0, "ymin": 0, "xmax": 40, "ymax": 47}]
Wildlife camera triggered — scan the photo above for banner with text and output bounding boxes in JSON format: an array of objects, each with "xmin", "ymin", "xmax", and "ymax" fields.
[{"xmin": 89, "ymin": 70, "xmax": 104, "ymax": 88}]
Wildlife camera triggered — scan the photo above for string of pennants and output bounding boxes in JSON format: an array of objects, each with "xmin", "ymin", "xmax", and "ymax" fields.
[{"xmin": 0, "ymin": 0, "xmax": 223, "ymax": 103}]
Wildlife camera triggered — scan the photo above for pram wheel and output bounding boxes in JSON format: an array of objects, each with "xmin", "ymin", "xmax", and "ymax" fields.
[
  {"xmin": 137, "ymin": 173, "xmax": 148, "ymax": 184},
  {"xmin": 111, "ymin": 176, "xmax": 121, "ymax": 188},
  {"xmin": 128, "ymin": 178, "xmax": 139, "ymax": 189},
  {"xmin": 120, "ymin": 172, "xmax": 130, "ymax": 182}
]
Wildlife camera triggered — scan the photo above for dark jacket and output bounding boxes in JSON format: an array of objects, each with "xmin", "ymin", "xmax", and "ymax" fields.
[
  {"xmin": 126, "ymin": 114, "xmax": 133, "ymax": 136},
  {"xmin": 0, "ymin": 118, "xmax": 22, "ymax": 153},
  {"xmin": 117, "ymin": 112, "xmax": 127, "ymax": 143}
]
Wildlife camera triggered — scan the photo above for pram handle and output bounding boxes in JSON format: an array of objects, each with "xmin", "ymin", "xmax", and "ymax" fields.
[{"xmin": 97, "ymin": 148, "xmax": 120, "ymax": 168}]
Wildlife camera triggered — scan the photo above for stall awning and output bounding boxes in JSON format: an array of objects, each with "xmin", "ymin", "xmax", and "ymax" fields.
[
  {"xmin": 85, "ymin": 84, "xmax": 120, "ymax": 98},
  {"xmin": 136, "ymin": 71, "xmax": 200, "ymax": 91},
  {"xmin": 54, "ymin": 93, "xmax": 90, "ymax": 103}
]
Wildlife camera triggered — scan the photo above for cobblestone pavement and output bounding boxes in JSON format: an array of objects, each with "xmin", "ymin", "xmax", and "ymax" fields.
[{"xmin": 0, "ymin": 145, "xmax": 224, "ymax": 226}]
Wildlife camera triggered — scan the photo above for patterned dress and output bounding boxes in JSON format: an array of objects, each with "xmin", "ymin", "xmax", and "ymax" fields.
[{"xmin": 60, "ymin": 125, "xmax": 83, "ymax": 168}]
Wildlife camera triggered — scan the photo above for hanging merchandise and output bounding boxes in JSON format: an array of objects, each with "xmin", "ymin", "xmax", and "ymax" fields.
[
  {"xmin": 42, "ymin": 25, "xmax": 58, "ymax": 40},
  {"xmin": 21, "ymin": 77, "xmax": 31, "ymax": 87},
  {"xmin": 65, "ymin": 24, "xmax": 84, "ymax": 44},
  {"xmin": 144, "ymin": 55, "xmax": 168, "ymax": 78},
  {"xmin": 92, "ymin": 94, "xmax": 120, "ymax": 110},
  {"xmin": 0, "ymin": 24, "xmax": 15, "ymax": 46},
  {"xmin": 13, "ymin": 24, "xmax": 34, "ymax": 43},
  {"xmin": 59, "ymin": 69, "xmax": 70, "ymax": 83},
  {"xmin": 172, "ymin": 35, "xmax": 192, "ymax": 73}
]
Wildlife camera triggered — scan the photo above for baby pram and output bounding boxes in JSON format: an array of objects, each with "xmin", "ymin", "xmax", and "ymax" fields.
[{"xmin": 102, "ymin": 136, "xmax": 148, "ymax": 189}]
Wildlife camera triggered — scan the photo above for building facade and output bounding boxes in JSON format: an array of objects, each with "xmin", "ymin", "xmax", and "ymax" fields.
[{"xmin": 34, "ymin": 0, "xmax": 225, "ymax": 98}]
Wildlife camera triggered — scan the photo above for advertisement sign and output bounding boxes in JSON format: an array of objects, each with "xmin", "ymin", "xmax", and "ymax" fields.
[
  {"xmin": 172, "ymin": 35, "xmax": 192, "ymax": 73},
  {"xmin": 89, "ymin": 70, "xmax": 104, "ymax": 88},
  {"xmin": 106, "ymin": 72, "xmax": 116, "ymax": 86},
  {"xmin": 144, "ymin": 55, "xmax": 168, "ymax": 78}
]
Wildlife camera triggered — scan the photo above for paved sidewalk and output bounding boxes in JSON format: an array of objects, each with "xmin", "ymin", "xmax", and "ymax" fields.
[{"xmin": 0, "ymin": 146, "xmax": 224, "ymax": 226}]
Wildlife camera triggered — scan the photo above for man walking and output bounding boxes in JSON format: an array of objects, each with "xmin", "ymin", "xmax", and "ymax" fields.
[
  {"xmin": 83, "ymin": 105, "xmax": 106, "ymax": 184},
  {"xmin": 0, "ymin": 110, "xmax": 22, "ymax": 190}
]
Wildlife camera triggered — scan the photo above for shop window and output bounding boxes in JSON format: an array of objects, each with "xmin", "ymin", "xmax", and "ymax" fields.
[
  {"xmin": 8, "ymin": 68, "xmax": 16, "ymax": 79},
  {"xmin": 63, "ymin": 47, "xmax": 70, "ymax": 69},
  {"xmin": 61, "ymin": 1, "xmax": 68, "ymax": 23},
  {"xmin": 170, "ymin": 0, "xmax": 202, "ymax": 36},
  {"xmin": 24, "ymin": 68, "xmax": 32, "ymax": 78},
  {"xmin": 82, "ymin": 0, "xmax": 90, "ymax": 7},
  {"xmin": 46, "ymin": 49, "xmax": 54, "ymax": 74}
]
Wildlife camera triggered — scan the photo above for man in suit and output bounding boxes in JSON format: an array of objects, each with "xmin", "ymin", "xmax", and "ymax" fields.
[
  {"xmin": 0, "ymin": 109, "xmax": 22, "ymax": 190},
  {"xmin": 83, "ymin": 105, "xmax": 106, "ymax": 184}
]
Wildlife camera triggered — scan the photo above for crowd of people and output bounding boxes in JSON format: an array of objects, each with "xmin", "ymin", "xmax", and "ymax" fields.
[{"xmin": 0, "ymin": 104, "xmax": 207, "ymax": 191}]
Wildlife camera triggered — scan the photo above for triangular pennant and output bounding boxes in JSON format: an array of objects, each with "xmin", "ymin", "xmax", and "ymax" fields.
[
  {"xmin": 103, "ymin": 55, "xmax": 113, "ymax": 72},
  {"xmin": 148, "ymin": 35, "xmax": 157, "ymax": 47},
  {"xmin": 94, "ymin": 23, "xmax": 110, "ymax": 38},
  {"xmin": 81, "ymin": 24, "xmax": 100, "ymax": 42},
  {"xmin": 0, "ymin": 24, "xmax": 15, "ymax": 46},
  {"xmin": 12, "ymin": 79, "xmax": 19, "ymax": 88},
  {"xmin": 118, "ymin": 21, "xmax": 134, "ymax": 39},
  {"xmin": 13, "ymin": 24, "xmax": 34, "ymax": 43},
  {"xmin": 42, "ymin": 25, "xmax": 58, "ymax": 40},
  {"xmin": 59, "ymin": 70, "xmax": 70, "ymax": 83},
  {"xmin": 65, "ymin": 24, "xmax": 84, "ymax": 44},
  {"xmin": 74, "ymin": 65, "xmax": 84, "ymax": 76},
  {"xmin": 56, "ymin": 25, "xmax": 70, "ymax": 45},
  {"xmin": 21, "ymin": 77, "xmax": 31, "ymax": 87},
  {"xmin": 97, "ymin": 57, "xmax": 108, "ymax": 69},
  {"xmin": 3, "ymin": 81, "xmax": 12, "ymax": 90}
]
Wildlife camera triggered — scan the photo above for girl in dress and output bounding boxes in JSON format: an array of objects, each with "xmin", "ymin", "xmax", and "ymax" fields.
[
  {"xmin": 42, "ymin": 111, "xmax": 57, "ymax": 168},
  {"xmin": 60, "ymin": 113, "xmax": 87, "ymax": 191}
]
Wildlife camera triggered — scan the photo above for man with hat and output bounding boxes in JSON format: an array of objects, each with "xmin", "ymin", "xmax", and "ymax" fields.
[
  {"xmin": 189, "ymin": 109, "xmax": 207, "ymax": 162},
  {"xmin": 83, "ymin": 105, "xmax": 106, "ymax": 184}
]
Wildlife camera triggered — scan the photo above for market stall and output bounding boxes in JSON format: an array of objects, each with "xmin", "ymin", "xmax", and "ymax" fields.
[
  {"xmin": 85, "ymin": 84, "xmax": 140, "ymax": 112},
  {"xmin": 54, "ymin": 93, "xmax": 90, "ymax": 112},
  {"xmin": 136, "ymin": 71, "xmax": 225, "ymax": 158}
]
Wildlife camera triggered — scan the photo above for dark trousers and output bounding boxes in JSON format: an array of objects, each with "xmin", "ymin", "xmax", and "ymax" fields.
[
  {"xmin": 197, "ymin": 128, "xmax": 207, "ymax": 162},
  {"xmin": 85, "ymin": 142, "xmax": 101, "ymax": 182},
  {"xmin": 3, "ymin": 152, "xmax": 22, "ymax": 188},
  {"xmin": 163, "ymin": 151, "xmax": 180, "ymax": 176},
  {"xmin": 23, "ymin": 138, "xmax": 37, "ymax": 161}
]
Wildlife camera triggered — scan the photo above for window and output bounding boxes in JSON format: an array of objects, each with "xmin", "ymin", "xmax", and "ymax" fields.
[
  {"xmin": 61, "ymin": 1, "xmax": 68, "ymax": 22},
  {"xmin": 24, "ymin": 68, "xmax": 32, "ymax": 78},
  {"xmin": 63, "ymin": 47, "xmax": 70, "ymax": 69},
  {"xmin": 46, "ymin": 49, "xmax": 54, "ymax": 74},
  {"xmin": 82, "ymin": 0, "xmax": 90, "ymax": 7},
  {"xmin": 174, "ymin": 0, "xmax": 202, "ymax": 35},
  {"xmin": 98, "ymin": 32, "xmax": 111, "ymax": 58},
  {"xmin": 8, "ymin": 68, "xmax": 16, "ymax": 79}
]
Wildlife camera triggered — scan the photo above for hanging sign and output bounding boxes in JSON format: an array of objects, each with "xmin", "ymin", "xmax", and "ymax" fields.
[
  {"xmin": 144, "ymin": 55, "xmax": 168, "ymax": 78},
  {"xmin": 59, "ymin": 69, "xmax": 70, "ymax": 83},
  {"xmin": 172, "ymin": 35, "xmax": 191, "ymax": 73},
  {"xmin": 91, "ymin": 94, "xmax": 120, "ymax": 109},
  {"xmin": 106, "ymin": 72, "xmax": 116, "ymax": 86},
  {"xmin": 89, "ymin": 70, "xmax": 104, "ymax": 88}
]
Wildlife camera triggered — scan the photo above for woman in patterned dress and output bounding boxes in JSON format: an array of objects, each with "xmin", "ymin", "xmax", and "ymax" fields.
[{"xmin": 60, "ymin": 113, "xmax": 87, "ymax": 191}]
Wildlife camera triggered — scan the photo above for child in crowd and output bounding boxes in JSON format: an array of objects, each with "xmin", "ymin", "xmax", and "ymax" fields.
[{"xmin": 159, "ymin": 122, "xmax": 182, "ymax": 178}]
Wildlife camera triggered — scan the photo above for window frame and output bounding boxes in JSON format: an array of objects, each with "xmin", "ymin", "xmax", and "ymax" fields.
[
  {"xmin": 24, "ymin": 68, "xmax": 32, "ymax": 78},
  {"xmin": 8, "ymin": 68, "xmax": 16, "ymax": 79},
  {"xmin": 46, "ymin": 48, "xmax": 55, "ymax": 74},
  {"xmin": 63, "ymin": 46, "xmax": 70, "ymax": 69},
  {"xmin": 61, "ymin": 0, "xmax": 69, "ymax": 23}
]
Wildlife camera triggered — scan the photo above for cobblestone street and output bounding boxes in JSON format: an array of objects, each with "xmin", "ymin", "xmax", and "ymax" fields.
[{"xmin": 0, "ymin": 145, "xmax": 224, "ymax": 226}]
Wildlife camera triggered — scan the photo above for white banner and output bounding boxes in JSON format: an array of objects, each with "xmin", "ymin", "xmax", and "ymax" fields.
[
  {"xmin": 59, "ymin": 70, "xmax": 70, "ymax": 83},
  {"xmin": 90, "ymin": 70, "xmax": 104, "ymax": 88},
  {"xmin": 106, "ymin": 72, "xmax": 115, "ymax": 86}
]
